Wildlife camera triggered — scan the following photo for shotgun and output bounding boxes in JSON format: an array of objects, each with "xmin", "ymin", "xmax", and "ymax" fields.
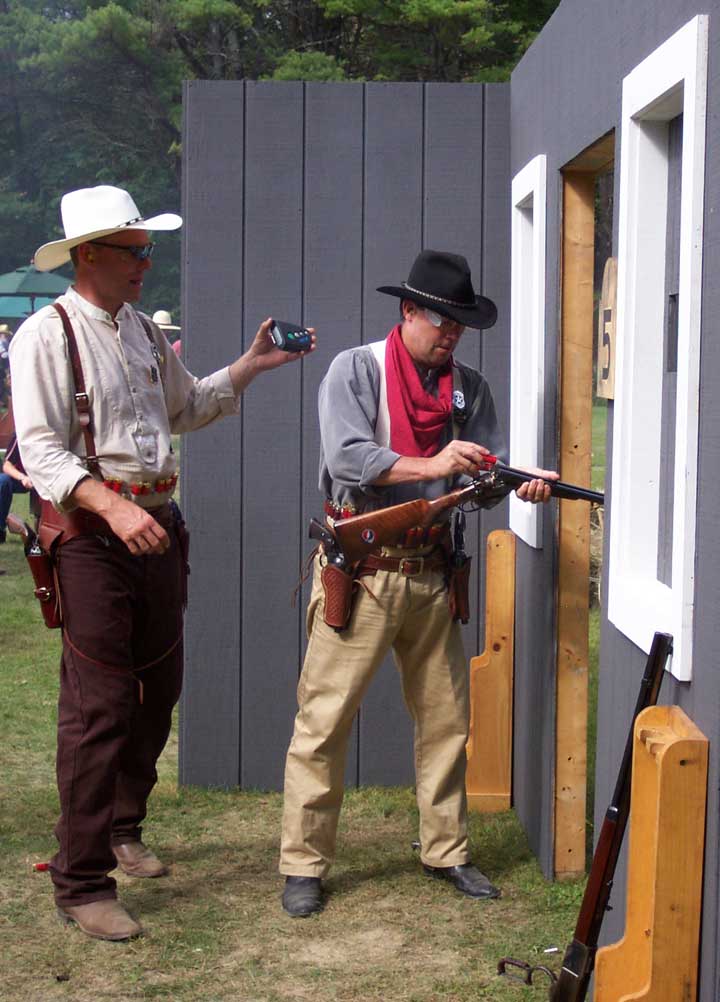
[
  {"xmin": 497, "ymin": 633, "xmax": 672, "ymax": 997},
  {"xmin": 547, "ymin": 632, "xmax": 672, "ymax": 1000},
  {"xmin": 326, "ymin": 457, "xmax": 603, "ymax": 565}
]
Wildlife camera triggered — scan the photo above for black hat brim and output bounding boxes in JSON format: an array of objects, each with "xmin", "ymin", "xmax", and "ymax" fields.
[{"xmin": 377, "ymin": 284, "xmax": 497, "ymax": 330}]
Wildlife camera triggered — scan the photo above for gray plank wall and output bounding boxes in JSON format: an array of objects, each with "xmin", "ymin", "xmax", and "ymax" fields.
[
  {"xmin": 511, "ymin": 1, "xmax": 720, "ymax": 998},
  {"xmin": 180, "ymin": 82, "xmax": 512, "ymax": 797}
]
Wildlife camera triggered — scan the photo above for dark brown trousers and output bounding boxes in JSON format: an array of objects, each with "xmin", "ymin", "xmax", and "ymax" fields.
[{"xmin": 49, "ymin": 509, "xmax": 185, "ymax": 907}]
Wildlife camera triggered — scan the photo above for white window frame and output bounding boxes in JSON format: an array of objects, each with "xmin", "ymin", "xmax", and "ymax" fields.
[
  {"xmin": 608, "ymin": 15, "xmax": 708, "ymax": 681},
  {"xmin": 510, "ymin": 154, "xmax": 547, "ymax": 548}
]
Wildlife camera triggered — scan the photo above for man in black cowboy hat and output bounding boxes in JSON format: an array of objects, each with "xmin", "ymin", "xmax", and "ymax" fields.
[
  {"xmin": 278, "ymin": 249, "xmax": 555, "ymax": 917},
  {"xmin": 10, "ymin": 184, "xmax": 315, "ymax": 941}
]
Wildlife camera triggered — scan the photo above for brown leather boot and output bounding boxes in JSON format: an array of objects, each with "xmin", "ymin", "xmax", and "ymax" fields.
[
  {"xmin": 113, "ymin": 840, "xmax": 168, "ymax": 878},
  {"xmin": 57, "ymin": 900, "xmax": 143, "ymax": 941}
]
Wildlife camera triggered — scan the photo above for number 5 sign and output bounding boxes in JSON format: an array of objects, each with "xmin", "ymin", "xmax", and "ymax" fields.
[{"xmin": 597, "ymin": 257, "xmax": 617, "ymax": 399}]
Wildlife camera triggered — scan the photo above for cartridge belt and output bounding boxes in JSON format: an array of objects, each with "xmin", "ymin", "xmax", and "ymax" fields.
[{"xmin": 324, "ymin": 499, "xmax": 359, "ymax": 520}]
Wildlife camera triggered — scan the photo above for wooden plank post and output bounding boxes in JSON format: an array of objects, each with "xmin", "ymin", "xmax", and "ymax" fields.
[
  {"xmin": 594, "ymin": 706, "xmax": 708, "ymax": 1002},
  {"xmin": 466, "ymin": 529, "xmax": 516, "ymax": 812},
  {"xmin": 556, "ymin": 169, "xmax": 595, "ymax": 876}
]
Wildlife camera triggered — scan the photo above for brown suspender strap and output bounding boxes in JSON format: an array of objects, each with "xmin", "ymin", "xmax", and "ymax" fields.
[
  {"xmin": 139, "ymin": 315, "xmax": 165, "ymax": 388},
  {"xmin": 54, "ymin": 301, "xmax": 102, "ymax": 477}
]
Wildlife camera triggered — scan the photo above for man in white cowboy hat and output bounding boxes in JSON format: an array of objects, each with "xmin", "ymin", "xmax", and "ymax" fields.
[
  {"xmin": 279, "ymin": 249, "xmax": 555, "ymax": 918},
  {"xmin": 9, "ymin": 184, "xmax": 315, "ymax": 941}
]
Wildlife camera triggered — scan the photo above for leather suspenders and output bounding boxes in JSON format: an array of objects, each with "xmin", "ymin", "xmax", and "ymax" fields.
[
  {"xmin": 54, "ymin": 301, "xmax": 102, "ymax": 478},
  {"xmin": 53, "ymin": 301, "xmax": 159, "ymax": 478}
]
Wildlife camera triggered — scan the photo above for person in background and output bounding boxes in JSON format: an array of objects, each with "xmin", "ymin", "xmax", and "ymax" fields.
[
  {"xmin": 10, "ymin": 184, "xmax": 315, "ymax": 942},
  {"xmin": 0, "ymin": 324, "xmax": 11, "ymax": 407},
  {"xmin": 0, "ymin": 431, "xmax": 32, "ymax": 543},
  {"xmin": 152, "ymin": 309, "xmax": 182, "ymax": 357}
]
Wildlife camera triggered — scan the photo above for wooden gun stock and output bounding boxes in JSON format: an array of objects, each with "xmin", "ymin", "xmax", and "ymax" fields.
[
  {"xmin": 331, "ymin": 483, "xmax": 478, "ymax": 564},
  {"xmin": 548, "ymin": 632, "xmax": 673, "ymax": 1001}
]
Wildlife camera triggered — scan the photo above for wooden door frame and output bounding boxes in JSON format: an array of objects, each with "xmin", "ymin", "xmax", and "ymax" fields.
[{"xmin": 555, "ymin": 133, "xmax": 614, "ymax": 878}]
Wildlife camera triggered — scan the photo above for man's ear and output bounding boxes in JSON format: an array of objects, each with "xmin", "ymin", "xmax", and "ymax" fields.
[{"xmin": 76, "ymin": 242, "xmax": 94, "ymax": 265}]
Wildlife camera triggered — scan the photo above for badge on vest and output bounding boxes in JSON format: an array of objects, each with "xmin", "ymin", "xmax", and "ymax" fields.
[{"xmin": 452, "ymin": 389, "xmax": 467, "ymax": 424}]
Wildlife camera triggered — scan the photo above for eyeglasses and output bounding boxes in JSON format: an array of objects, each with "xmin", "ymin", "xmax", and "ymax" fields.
[
  {"xmin": 422, "ymin": 307, "xmax": 462, "ymax": 330},
  {"xmin": 89, "ymin": 240, "xmax": 155, "ymax": 261}
]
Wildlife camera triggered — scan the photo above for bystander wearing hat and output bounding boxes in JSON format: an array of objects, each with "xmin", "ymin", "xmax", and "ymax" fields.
[{"xmin": 152, "ymin": 309, "xmax": 182, "ymax": 356}]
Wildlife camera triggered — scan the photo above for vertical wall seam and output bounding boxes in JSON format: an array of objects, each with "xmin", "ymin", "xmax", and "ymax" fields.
[
  {"xmin": 300, "ymin": 81, "xmax": 307, "ymax": 677},
  {"xmin": 421, "ymin": 83, "xmax": 427, "ymax": 247},
  {"xmin": 178, "ymin": 81, "xmax": 189, "ymax": 781},
  {"xmin": 238, "ymin": 79, "xmax": 247, "ymax": 785},
  {"xmin": 477, "ymin": 83, "xmax": 488, "ymax": 659},
  {"xmin": 360, "ymin": 83, "xmax": 367, "ymax": 348},
  {"xmin": 358, "ymin": 84, "xmax": 368, "ymax": 789}
]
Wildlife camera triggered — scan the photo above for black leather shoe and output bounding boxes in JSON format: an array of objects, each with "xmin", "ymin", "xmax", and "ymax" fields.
[
  {"xmin": 423, "ymin": 862, "xmax": 501, "ymax": 899},
  {"xmin": 282, "ymin": 876, "xmax": 324, "ymax": 917}
]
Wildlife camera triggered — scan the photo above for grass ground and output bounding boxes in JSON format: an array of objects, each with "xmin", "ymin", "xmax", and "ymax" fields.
[
  {"xmin": 591, "ymin": 400, "xmax": 607, "ymax": 493},
  {"xmin": 0, "ymin": 492, "xmax": 587, "ymax": 1002}
]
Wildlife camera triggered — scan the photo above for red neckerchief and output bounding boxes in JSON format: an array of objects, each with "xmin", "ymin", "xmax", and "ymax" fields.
[{"xmin": 385, "ymin": 324, "xmax": 452, "ymax": 457}]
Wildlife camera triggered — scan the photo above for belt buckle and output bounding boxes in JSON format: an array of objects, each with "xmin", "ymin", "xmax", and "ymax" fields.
[{"xmin": 399, "ymin": 556, "xmax": 423, "ymax": 576}]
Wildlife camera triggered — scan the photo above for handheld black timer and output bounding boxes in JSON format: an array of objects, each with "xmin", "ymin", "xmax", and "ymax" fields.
[{"xmin": 269, "ymin": 320, "xmax": 312, "ymax": 352}]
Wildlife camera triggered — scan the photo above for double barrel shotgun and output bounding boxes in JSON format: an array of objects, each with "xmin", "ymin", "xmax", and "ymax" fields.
[{"xmin": 313, "ymin": 455, "xmax": 604, "ymax": 566}]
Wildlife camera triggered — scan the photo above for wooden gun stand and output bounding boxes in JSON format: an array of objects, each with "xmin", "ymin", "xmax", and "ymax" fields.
[{"xmin": 594, "ymin": 705, "xmax": 708, "ymax": 1002}]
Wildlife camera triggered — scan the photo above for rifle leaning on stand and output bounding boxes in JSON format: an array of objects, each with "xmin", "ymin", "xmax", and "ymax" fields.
[
  {"xmin": 497, "ymin": 632, "xmax": 674, "ymax": 998},
  {"xmin": 315, "ymin": 456, "xmax": 604, "ymax": 566}
]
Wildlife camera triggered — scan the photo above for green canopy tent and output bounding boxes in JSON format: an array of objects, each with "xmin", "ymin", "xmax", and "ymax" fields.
[{"xmin": 0, "ymin": 265, "xmax": 70, "ymax": 323}]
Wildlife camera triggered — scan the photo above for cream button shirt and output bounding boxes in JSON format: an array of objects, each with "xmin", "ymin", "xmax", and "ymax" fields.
[{"xmin": 9, "ymin": 287, "xmax": 238, "ymax": 511}]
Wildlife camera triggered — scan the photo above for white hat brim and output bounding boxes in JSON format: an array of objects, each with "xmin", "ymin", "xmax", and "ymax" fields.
[{"xmin": 33, "ymin": 212, "xmax": 182, "ymax": 272}]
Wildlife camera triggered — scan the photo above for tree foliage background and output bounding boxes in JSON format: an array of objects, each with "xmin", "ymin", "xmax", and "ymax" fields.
[{"xmin": 0, "ymin": 0, "xmax": 559, "ymax": 318}]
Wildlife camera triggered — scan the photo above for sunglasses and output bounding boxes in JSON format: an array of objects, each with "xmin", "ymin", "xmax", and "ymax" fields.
[
  {"xmin": 422, "ymin": 307, "xmax": 462, "ymax": 329},
  {"xmin": 89, "ymin": 240, "xmax": 155, "ymax": 261}
]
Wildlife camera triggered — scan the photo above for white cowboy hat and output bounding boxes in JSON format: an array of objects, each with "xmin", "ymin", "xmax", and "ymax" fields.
[
  {"xmin": 152, "ymin": 309, "xmax": 181, "ymax": 331},
  {"xmin": 33, "ymin": 185, "xmax": 182, "ymax": 272}
]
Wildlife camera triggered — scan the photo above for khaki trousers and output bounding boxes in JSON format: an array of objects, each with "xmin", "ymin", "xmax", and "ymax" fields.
[{"xmin": 280, "ymin": 551, "xmax": 469, "ymax": 877}]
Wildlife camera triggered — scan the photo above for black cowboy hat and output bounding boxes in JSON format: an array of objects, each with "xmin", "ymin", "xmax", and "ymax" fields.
[{"xmin": 377, "ymin": 249, "xmax": 497, "ymax": 330}]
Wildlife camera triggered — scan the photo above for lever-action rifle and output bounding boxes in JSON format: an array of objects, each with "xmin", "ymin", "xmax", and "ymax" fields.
[
  {"xmin": 325, "ymin": 456, "xmax": 603, "ymax": 565},
  {"xmin": 535, "ymin": 632, "xmax": 672, "ymax": 1001}
]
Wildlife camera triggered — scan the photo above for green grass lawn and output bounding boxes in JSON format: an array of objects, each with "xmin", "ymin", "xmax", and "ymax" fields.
[
  {"xmin": 0, "ymin": 490, "xmax": 586, "ymax": 1002},
  {"xmin": 592, "ymin": 399, "xmax": 607, "ymax": 492}
]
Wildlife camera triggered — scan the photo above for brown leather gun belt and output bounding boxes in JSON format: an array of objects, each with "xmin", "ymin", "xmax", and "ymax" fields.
[
  {"xmin": 357, "ymin": 550, "xmax": 448, "ymax": 577},
  {"xmin": 38, "ymin": 498, "xmax": 173, "ymax": 550}
]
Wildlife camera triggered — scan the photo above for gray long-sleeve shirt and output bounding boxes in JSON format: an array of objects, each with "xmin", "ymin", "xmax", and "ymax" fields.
[{"xmin": 318, "ymin": 343, "xmax": 507, "ymax": 513}]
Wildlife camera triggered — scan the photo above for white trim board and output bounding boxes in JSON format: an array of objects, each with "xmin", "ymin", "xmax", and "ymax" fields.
[
  {"xmin": 510, "ymin": 154, "xmax": 547, "ymax": 548},
  {"xmin": 608, "ymin": 15, "xmax": 708, "ymax": 681}
]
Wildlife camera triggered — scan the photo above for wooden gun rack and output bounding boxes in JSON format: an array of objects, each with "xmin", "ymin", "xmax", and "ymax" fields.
[
  {"xmin": 466, "ymin": 529, "xmax": 516, "ymax": 812},
  {"xmin": 594, "ymin": 705, "xmax": 708, "ymax": 1002}
]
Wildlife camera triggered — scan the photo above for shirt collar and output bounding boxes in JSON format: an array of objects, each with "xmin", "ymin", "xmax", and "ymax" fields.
[{"xmin": 66, "ymin": 286, "xmax": 134, "ymax": 326}]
